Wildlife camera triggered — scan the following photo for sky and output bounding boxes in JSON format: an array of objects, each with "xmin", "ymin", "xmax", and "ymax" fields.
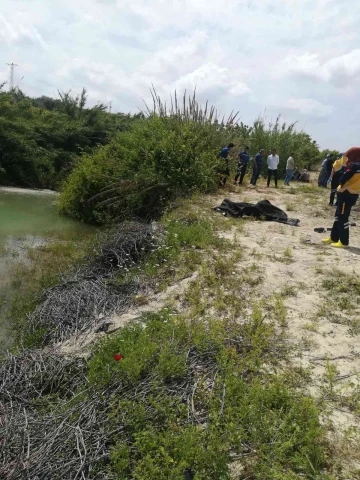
[{"xmin": 1, "ymin": 0, "xmax": 360, "ymax": 151}]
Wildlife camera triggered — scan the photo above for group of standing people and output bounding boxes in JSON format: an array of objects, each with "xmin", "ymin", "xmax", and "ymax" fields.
[
  {"xmin": 322, "ymin": 147, "xmax": 360, "ymax": 248},
  {"xmin": 220, "ymin": 144, "xmax": 307, "ymax": 188},
  {"xmin": 219, "ymin": 143, "xmax": 360, "ymax": 249},
  {"xmin": 233, "ymin": 147, "xmax": 281, "ymax": 187}
]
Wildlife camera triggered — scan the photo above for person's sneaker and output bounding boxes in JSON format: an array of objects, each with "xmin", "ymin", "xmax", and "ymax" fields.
[
  {"xmin": 331, "ymin": 241, "xmax": 349, "ymax": 248},
  {"xmin": 321, "ymin": 238, "xmax": 333, "ymax": 244}
]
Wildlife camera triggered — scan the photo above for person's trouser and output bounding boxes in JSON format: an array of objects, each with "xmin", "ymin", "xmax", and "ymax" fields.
[
  {"xmin": 235, "ymin": 163, "xmax": 248, "ymax": 184},
  {"xmin": 250, "ymin": 166, "xmax": 262, "ymax": 185},
  {"xmin": 318, "ymin": 169, "xmax": 325, "ymax": 186},
  {"xmin": 267, "ymin": 169, "xmax": 278, "ymax": 187},
  {"xmin": 284, "ymin": 169, "xmax": 294, "ymax": 185},
  {"xmin": 330, "ymin": 191, "xmax": 358, "ymax": 245},
  {"xmin": 329, "ymin": 171, "xmax": 342, "ymax": 205},
  {"xmin": 220, "ymin": 166, "xmax": 230, "ymax": 186},
  {"xmin": 322, "ymin": 173, "xmax": 330, "ymax": 187}
]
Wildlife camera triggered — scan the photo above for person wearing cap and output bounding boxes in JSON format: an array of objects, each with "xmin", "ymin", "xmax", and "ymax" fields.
[
  {"xmin": 322, "ymin": 147, "xmax": 360, "ymax": 248},
  {"xmin": 234, "ymin": 146, "xmax": 250, "ymax": 185},
  {"xmin": 329, "ymin": 153, "xmax": 346, "ymax": 206}
]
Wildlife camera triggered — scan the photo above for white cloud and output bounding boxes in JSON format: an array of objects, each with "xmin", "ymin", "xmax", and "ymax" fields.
[
  {"xmin": 2, "ymin": 0, "xmax": 360, "ymax": 149},
  {"xmin": 0, "ymin": 13, "xmax": 46, "ymax": 47},
  {"xmin": 324, "ymin": 49, "xmax": 360, "ymax": 86},
  {"xmin": 276, "ymin": 49, "xmax": 360, "ymax": 87},
  {"xmin": 286, "ymin": 98, "xmax": 334, "ymax": 118},
  {"xmin": 140, "ymin": 31, "xmax": 210, "ymax": 79},
  {"xmin": 173, "ymin": 63, "xmax": 250, "ymax": 97}
]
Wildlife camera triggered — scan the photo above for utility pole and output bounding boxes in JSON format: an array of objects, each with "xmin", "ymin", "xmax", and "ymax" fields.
[{"xmin": 6, "ymin": 63, "xmax": 18, "ymax": 90}]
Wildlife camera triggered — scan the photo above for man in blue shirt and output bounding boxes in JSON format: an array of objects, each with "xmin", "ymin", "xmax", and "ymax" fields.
[
  {"xmin": 234, "ymin": 146, "xmax": 250, "ymax": 185},
  {"xmin": 219, "ymin": 143, "xmax": 235, "ymax": 186},
  {"xmin": 250, "ymin": 149, "xmax": 265, "ymax": 186}
]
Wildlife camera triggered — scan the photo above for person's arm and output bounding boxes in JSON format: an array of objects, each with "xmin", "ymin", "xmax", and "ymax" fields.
[{"xmin": 339, "ymin": 163, "xmax": 360, "ymax": 186}]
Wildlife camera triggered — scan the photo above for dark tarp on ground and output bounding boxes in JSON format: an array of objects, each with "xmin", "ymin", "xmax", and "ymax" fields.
[{"xmin": 214, "ymin": 199, "xmax": 300, "ymax": 226}]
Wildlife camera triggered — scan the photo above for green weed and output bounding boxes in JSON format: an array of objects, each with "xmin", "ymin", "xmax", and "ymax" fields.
[
  {"xmin": 9, "ymin": 234, "xmax": 94, "ymax": 348},
  {"xmin": 87, "ymin": 311, "xmax": 329, "ymax": 480}
]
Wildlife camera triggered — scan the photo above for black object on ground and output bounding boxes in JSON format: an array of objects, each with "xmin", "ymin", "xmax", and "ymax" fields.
[
  {"xmin": 214, "ymin": 199, "xmax": 300, "ymax": 226},
  {"xmin": 314, "ymin": 224, "xmax": 356, "ymax": 234}
]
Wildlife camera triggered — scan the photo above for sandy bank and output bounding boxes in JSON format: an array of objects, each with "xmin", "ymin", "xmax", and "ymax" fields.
[{"xmin": 0, "ymin": 186, "xmax": 59, "ymax": 195}]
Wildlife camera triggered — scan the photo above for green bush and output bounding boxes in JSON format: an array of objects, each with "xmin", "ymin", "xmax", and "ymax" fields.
[
  {"xmin": 0, "ymin": 87, "xmax": 140, "ymax": 188},
  {"xmin": 88, "ymin": 312, "xmax": 329, "ymax": 479},
  {"xmin": 59, "ymin": 114, "xmax": 232, "ymax": 223}
]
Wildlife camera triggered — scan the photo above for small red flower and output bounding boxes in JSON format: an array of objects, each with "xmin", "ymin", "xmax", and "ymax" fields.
[{"xmin": 113, "ymin": 353, "xmax": 123, "ymax": 361}]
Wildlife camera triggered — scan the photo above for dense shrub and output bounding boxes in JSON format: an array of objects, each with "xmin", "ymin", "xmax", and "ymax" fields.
[
  {"xmin": 59, "ymin": 113, "xmax": 233, "ymax": 223},
  {"xmin": 0, "ymin": 87, "xmax": 140, "ymax": 188},
  {"xmin": 230, "ymin": 115, "xmax": 322, "ymax": 176}
]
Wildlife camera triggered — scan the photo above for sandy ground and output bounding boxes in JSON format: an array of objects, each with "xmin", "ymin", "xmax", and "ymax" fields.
[
  {"xmin": 57, "ymin": 273, "xmax": 199, "ymax": 357},
  {"xmin": 214, "ymin": 181, "xmax": 360, "ymax": 433}
]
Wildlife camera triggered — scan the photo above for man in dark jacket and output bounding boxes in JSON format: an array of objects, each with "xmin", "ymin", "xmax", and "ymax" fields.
[
  {"xmin": 322, "ymin": 155, "xmax": 335, "ymax": 187},
  {"xmin": 318, "ymin": 154, "xmax": 329, "ymax": 187},
  {"xmin": 250, "ymin": 149, "xmax": 265, "ymax": 186},
  {"xmin": 234, "ymin": 146, "xmax": 250, "ymax": 185},
  {"xmin": 219, "ymin": 143, "xmax": 235, "ymax": 186}
]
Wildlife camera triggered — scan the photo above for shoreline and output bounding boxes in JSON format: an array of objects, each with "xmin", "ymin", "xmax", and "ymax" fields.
[{"xmin": 0, "ymin": 186, "xmax": 59, "ymax": 195}]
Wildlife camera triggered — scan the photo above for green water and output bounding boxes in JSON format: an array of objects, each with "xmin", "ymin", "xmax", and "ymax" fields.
[{"xmin": 0, "ymin": 189, "xmax": 91, "ymax": 350}]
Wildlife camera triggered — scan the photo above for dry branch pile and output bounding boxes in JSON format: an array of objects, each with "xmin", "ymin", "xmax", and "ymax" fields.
[
  {"xmin": 0, "ymin": 349, "xmax": 111, "ymax": 479},
  {"xmin": 0, "ymin": 222, "xmax": 160, "ymax": 478},
  {"xmin": 27, "ymin": 222, "xmax": 155, "ymax": 346},
  {"xmin": 0, "ymin": 335, "xmax": 226, "ymax": 479}
]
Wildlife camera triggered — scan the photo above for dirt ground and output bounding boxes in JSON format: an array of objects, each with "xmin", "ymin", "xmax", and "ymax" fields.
[{"xmin": 214, "ymin": 179, "xmax": 360, "ymax": 437}]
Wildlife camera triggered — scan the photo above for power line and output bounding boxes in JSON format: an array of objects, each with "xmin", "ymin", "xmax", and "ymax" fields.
[{"xmin": 6, "ymin": 63, "xmax": 18, "ymax": 90}]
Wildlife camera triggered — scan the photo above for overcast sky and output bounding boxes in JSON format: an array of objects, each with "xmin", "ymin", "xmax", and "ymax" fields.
[{"xmin": 1, "ymin": 0, "xmax": 360, "ymax": 150}]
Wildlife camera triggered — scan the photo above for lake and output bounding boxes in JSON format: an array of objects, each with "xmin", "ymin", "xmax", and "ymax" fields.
[{"xmin": 0, "ymin": 188, "xmax": 92, "ymax": 350}]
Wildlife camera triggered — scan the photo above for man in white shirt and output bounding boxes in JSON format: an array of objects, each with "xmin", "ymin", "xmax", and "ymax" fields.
[{"xmin": 267, "ymin": 148, "xmax": 280, "ymax": 187}]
